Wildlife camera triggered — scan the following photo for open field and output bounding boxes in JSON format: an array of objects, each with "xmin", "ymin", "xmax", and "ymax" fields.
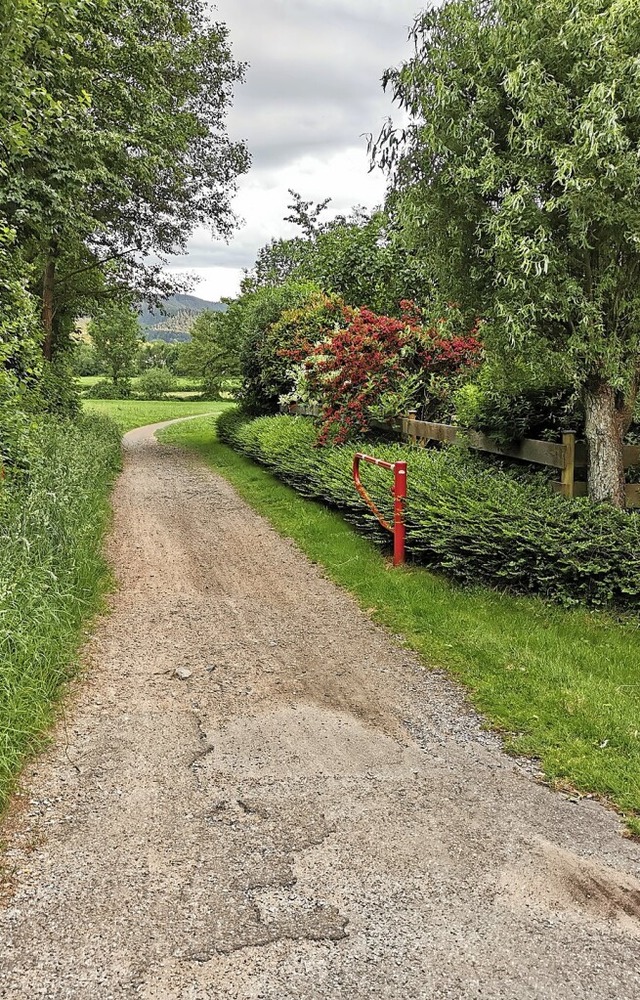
[
  {"xmin": 160, "ymin": 414, "xmax": 640, "ymax": 835},
  {"xmin": 83, "ymin": 398, "xmax": 229, "ymax": 433}
]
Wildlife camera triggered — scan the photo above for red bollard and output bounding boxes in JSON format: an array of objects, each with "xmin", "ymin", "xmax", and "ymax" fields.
[
  {"xmin": 352, "ymin": 453, "xmax": 407, "ymax": 566},
  {"xmin": 393, "ymin": 461, "xmax": 407, "ymax": 567}
]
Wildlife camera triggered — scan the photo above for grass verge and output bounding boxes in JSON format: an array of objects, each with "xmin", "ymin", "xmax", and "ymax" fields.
[
  {"xmin": 83, "ymin": 398, "xmax": 229, "ymax": 434},
  {"xmin": 0, "ymin": 415, "xmax": 121, "ymax": 811},
  {"xmin": 160, "ymin": 414, "xmax": 640, "ymax": 837}
]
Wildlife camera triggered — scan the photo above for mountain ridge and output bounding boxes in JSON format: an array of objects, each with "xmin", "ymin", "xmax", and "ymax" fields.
[{"xmin": 139, "ymin": 293, "xmax": 225, "ymax": 327}]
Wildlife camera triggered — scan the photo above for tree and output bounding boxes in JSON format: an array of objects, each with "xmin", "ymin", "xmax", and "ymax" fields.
[
  {"xmin": 1, "ymin": 0, "xmax": 249, "ymax": 366},
  {"xmin": 180, "ymin": 308, "xmax": 243, "ymax": 398},
  {"xmin": 243, "ymin": 194, "xmax": 429, "ymax": 314},
  {"xmin": 374, "ymin": 0, "xmax": 640, "ymax": 506},
  {"xmin": 138, "ymin": 341, "xmax": 182, "ymax": 374},
  {"xmin": 70, "ymin": 341, "xmax": 102, "ymax": 377},
  {"xmin": 0, "ymin": 227, "xmax": 43, "ymax": 466},
  {"xmin": 89, "ymin": 304, "xmax": 141, "ymax": 391}
]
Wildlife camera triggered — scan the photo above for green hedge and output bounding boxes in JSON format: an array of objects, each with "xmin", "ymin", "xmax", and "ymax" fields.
[
  {"xmin": 0, "ymin": 414, "xmax": 122, "ymax": 807},
  {"xmin": 217, "ymin": 408, "xmax": 640, "ymax": 609}
]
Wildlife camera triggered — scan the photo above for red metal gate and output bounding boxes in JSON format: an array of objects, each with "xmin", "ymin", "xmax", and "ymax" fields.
[{"xmin": 352, "ymin": 453, "xmax": 407, "ymax": 566}]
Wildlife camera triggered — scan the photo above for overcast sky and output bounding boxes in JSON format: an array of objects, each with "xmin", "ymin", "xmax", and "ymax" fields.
[{"xmin": 165, "ymin": 0, "xmax": 422, "ymax": 301}]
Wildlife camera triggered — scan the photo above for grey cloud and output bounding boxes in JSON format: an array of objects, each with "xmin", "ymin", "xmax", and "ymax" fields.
[
  {"xmin": 165, "ymin": 232, "xmax": 258, "ymax": 269},
  {"xmin": 219, "ymin": 0, "xmax": 420, "ymax": 169},
  {"xmin": 177, "ymin": 0, "xmax": 421, "ymax": 282}
]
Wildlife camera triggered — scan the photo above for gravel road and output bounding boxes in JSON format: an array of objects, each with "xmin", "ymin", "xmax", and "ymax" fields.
[{"xmin": 1, "ymin": 420, "xmax": 639, "ymax": 999}]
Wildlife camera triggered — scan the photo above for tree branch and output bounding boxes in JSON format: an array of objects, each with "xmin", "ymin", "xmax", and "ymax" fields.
[{"xmin": 57, "ymin": 247, "xmax": 142, "ymax": 284}]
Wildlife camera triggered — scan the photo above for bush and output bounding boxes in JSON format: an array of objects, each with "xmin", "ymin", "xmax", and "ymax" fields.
[
  {"xmin": 454, "ymin": 357, "xmax": 579, "ymax": 444},
  {"xmin": 137, "ymin": 367, "xmax": 177, "ymax": 400},
  {"xmin": 235, "ymin": 280, "xmax": 323, "ymax": 414},
  {"xmin": 0, "ymin": 414, "xmax": 122, "ymax": 806},
  {"xmin": 217, "ymin": 409, "xmax": 640, "ymax": 609},
  {"xmin": 283, "ymin": 300, "xmax": 482, "ymax": 444},
  {"xmin": 84, "ymin": 378, "xmax": 132, "ymax": 399},
  {"xmin": 39, "ymin": 357, "xmax": 81, "ymax": 418}
]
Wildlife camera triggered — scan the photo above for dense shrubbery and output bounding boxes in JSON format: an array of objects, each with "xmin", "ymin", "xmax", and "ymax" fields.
[
  {"xmin": 238, "ymin": 281, "xmax": 323, "ymax": 414},
  {"xmin": 262, "ymin": 297, "xmax": 480, "ymax": 443},
  {"xmin": 454, "ymin": 357, "xmax": 580, "ymax": 444},
  {"xmin": 84, "ymin": 379, "xmax": 132, "ymax": 400},
  {"xmin": 137, "ymin": 367, "xmax": 176, "ymax": 400},
  {"xmin": 0, "ymin": 414, "xmax": 122, "ymax": 805},
  {"xmin": 217, "ymin": 409, "xmax": 640, "ymax": 609}
]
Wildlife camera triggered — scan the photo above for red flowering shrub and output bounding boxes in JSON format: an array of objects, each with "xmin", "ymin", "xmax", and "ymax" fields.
[
  {"xmin": 283, "ymin": 301, "xmax": 482, "ymax": 444},
  {"xmin": 300, "ymin": 304, "xmax": 419, "ymax": 443}
]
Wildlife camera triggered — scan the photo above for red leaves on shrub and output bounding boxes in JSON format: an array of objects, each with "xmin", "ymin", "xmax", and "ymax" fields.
[
  {"xmin": 304, "ymin": 308, "xmax": 417, "ymax": 444},
  {"xmin": 280, "ymin": 298, "xmax": 482, "ymax": 445},
  {"xmin": 420, "ymin": 333, "xmax": 483, "ymax": 375}
]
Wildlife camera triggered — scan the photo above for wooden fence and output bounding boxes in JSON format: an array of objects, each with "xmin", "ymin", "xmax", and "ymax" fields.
[
  {"xmin": 401, "ymin": 416, "xmax": 640, "ymax": 508},
  {"xmin": 286, "ymin": 404, "xmax": 640, "ymax": 508}
]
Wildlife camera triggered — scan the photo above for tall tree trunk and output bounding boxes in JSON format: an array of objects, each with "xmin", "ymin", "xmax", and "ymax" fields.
[
  {"xmin": 41, "ymin": 257, "xmax": 56, "ymax": 361},
  {"xmin": 583, "ymin": 378, "xmax": 632, "ymax": 508}
]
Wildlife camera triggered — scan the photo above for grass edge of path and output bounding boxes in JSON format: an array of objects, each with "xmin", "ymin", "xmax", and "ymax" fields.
[
  {"xmin": 159, "ymin": 414, "xmax": 640, "ymax": 839},
  {"xmin": 0, "ymin": 416, "xmax": 121, "ymax": 822}
]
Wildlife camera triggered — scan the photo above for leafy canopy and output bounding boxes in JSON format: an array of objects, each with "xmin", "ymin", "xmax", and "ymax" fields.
[{"xmin": 375, "ymin": 0, "xmax": 640, "ymax": 393}]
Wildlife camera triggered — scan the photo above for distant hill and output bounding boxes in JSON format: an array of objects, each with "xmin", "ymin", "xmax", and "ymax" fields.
[{"xmin": 139, "ymin": 294, "xmax": 226, "ymax": 341}]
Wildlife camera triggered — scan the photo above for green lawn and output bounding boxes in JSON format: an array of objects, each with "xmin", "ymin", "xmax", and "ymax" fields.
[
  {"xmin": 83, "ymin": 399, "xmax": 229, "ymax": 434},
  {"xmin": 159, "ymin": 414, "xmax": 640, "ymax": 837}
]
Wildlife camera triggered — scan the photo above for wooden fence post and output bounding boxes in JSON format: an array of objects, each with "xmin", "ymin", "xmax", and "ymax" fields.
[
  {"xmin": 561, "ymin": 431, "xmax": 576, "ymax": 498},
  {"xmin": 406, "ymin": 409, "xmax": 418, "ymax": 445}
]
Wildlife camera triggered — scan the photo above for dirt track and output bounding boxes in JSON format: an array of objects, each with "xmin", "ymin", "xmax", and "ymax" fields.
[{"xmin": 1, "ymin": 420, "xmax": 640, "ymax": 999}]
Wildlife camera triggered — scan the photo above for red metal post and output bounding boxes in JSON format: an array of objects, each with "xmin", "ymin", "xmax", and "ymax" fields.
[
  {"xmin": 352, "ymin": 453, "xmax": 407, "ymax": 567},
  {"xmin": 393, "ymin": 461, "xmax": 407, "ymax": 567}
]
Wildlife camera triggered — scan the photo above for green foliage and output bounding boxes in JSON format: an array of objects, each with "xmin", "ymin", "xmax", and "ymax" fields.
[
  {"xmin": 89, "ymin": 303, "xmax": 141, "ymax": 390},
  {"xmin": 0, "ymin": 414, "xmax": 121, "ymax": 808},
  {"xmin": 138, "ymin": 340, "xmax": 183, "ymax": 375},
  {"xmin": 137, "ymin": 367, "xmax": 177, "ymax": 400},
  {"xmin": 180, "ymin": 308, "xmax": 242, "ymax": 399},
  {"xmin": 70, "ymin": 340, "xmax": 102, "ymax": 377},
  {"xmin": 218, "ymin": 410, "xmax": 640, "ymax": 609},
  {"xmin": 39, "ymin": 356, "xmax": 81, "ymax": 418},
  {"xmin": 454, "ymin": 357, "xmax": 580, "ymax": 444},
  {"xmin": 0, "ymin": 230, "xmax": 43, "ymax": 468},
  {"xmin": 233, "ymin": 281, "xmax": 322, "ymax": 414},
  {"xmin": 83, "ymin": 379, "xmax": 132, "ymax": 400},
  {"xmin": 375, "ymin": 0, "xmax": 640, "ymax": 501},
  {"xmin": 244, "ymin": 195, "xmax": 428, "ymax": 314}
]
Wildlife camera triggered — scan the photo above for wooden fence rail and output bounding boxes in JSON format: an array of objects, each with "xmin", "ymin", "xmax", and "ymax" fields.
[{"xmin": 285, "ymin": 404, "xmax": 640, "ymax": 508}]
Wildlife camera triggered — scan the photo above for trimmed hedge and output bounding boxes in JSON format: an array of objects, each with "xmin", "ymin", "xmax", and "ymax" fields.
[{"xmin": 217, "ymin": 408, "xmax": 640, "ymax": 609}]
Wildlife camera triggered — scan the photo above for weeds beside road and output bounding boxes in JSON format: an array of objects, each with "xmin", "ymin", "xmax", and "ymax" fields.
[{"xmin": 0, "ymin": 416, "xmax": 121, "ymax": 810}]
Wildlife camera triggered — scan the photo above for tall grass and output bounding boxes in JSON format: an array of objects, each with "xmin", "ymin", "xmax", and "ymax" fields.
[{"xmin": 0, "ymin": 414, "xmax": 121, "ymax": 809}]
